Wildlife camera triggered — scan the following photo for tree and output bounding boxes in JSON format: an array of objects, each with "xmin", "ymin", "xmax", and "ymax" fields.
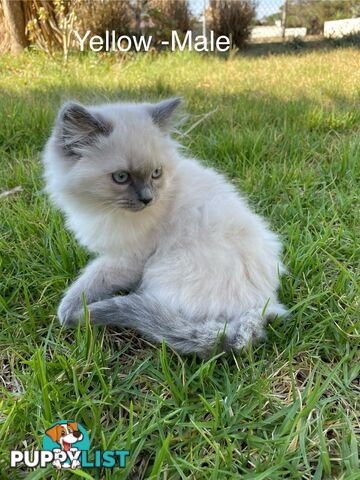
[
  {"xmin": 2, "ymin": 0, "xmax": 28, "ymax": 53},
  {"xmin": 284, "ymin": 0, "xmax": 360, "ymax": 34},
  {"xmin": 209, "ymin": 0, "xmax": 256, "ymax": 49},
  {"xmin": 260, "ymin": 12, "xmax": 281, "ymax": 26},
  {"xmin": 135, "ymin": 0, "xmax": 191, "ymax": 47}
]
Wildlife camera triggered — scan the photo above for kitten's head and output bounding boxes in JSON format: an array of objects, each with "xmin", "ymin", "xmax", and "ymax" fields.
[{"xmin": 43, "ymin": 98, "xmax": 182, "ymax": 214}]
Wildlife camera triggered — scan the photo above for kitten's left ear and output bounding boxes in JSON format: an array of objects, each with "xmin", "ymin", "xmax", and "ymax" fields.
[{"xmin": 148, "ymin": 97, "xmax": 182, "ymax": 130}]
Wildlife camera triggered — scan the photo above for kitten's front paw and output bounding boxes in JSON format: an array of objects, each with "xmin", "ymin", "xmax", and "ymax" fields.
[{"xmin": 57, "ymin": 298, "xmax": 83, "ymax": 327}]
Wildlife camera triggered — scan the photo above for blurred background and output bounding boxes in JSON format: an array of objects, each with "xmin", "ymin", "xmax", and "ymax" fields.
[{"xmin": 1, "ymin": 0, "xmax": 360, "ymax": 57}]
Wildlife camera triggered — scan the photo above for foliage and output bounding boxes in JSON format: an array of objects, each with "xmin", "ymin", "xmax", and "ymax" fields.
[
  {"xmin": 4, "ymin": 0, "xmax": 191, "ymax": 56},
  {"xmin": 137, "ymin": 0, "xmax": 192, "ymax": 48},
  {"xmin": 328, "ymin": 31, "xmax": 360, "ymax": 47},
  {"xmin": 258, "ymin": 12, "xmax": 281, "ymax": 26},
  {"xmin": 24, "ymin": 0, "xmax": 78, "ymax": 58},
  {"xmin": 285, "ymin": 0, "xmax": 360, "ymax": 34},
  {"xmin": 75, "ymin": 0, "xmax": 133, "ymax": 38},
  {"xmin": 208, "ymin": 0, "xmax": 256, "ymax": 48},
  {"xmin": 24, "ymin": 0, "xmax": 134, "ymax": 57}
]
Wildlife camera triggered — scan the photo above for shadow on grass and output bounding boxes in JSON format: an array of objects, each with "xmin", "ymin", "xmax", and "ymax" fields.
[
  {"xmin": 241, "ymin": 33, "xmax": 360, "ymax": 58},
  {"xmin": 1, "ymin": 79, "xmax": 359, "ymax": 156}
]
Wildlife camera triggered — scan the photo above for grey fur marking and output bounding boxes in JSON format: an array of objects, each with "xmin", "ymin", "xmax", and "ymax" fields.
[
  {"xmin": 76, "ymin": 293, "xmax": 267, "ymax": 358},
  {"xmin": 58, "ymin": 102, "xmax": 113, "ymax": 155},
  {"xmin": 149, "ymin": 97, "xmax": 182, "ymax": 129}
]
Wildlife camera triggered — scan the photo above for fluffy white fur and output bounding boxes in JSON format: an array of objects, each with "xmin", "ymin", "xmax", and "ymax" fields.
[{"xmin": 43, "ymin": 98, "xmax": 286, "ymax": 357}]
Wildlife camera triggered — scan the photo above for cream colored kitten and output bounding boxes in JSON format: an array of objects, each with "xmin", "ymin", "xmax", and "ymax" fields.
[{"xmin": 43, "ymin": 98, "xmax": 286, "ymax": 357}]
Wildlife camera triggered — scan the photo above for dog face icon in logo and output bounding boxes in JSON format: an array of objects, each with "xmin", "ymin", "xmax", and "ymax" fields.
[
  {"xmin": 43, "ymin": 420, "xmax": 89, "ymax": 470},
  {"xmin": 46, "ymin": 421, "xmax": 83, "ymax": 451}
]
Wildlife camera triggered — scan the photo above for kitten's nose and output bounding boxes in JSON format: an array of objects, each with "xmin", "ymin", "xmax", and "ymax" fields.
[{"xmin": 138, "ymin": 188, "xmax": 153, "ymax": 205}]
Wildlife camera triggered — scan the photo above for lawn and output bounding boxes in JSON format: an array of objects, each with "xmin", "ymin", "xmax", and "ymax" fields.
[{"xmin": 0, "ymin": 47, "xmax": 359, "ymax": 479}]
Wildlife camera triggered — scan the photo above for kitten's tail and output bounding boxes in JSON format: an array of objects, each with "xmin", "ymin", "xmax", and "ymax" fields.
[{"xmin": 87, "ymin": 293, "xmax": 286, "ymax": 358}]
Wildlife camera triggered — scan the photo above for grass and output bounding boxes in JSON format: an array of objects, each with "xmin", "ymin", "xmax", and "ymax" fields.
[{"xmin": 0, "ymin": 47, "xmax": 359, "ymax": 479}]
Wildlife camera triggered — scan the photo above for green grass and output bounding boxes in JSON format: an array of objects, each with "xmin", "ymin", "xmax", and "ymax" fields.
[{"xmin": 0, "ymin": 48, "xmax": 359, "ymax": 479}]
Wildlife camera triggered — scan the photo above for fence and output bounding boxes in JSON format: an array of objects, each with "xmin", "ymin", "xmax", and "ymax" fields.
[{"xmin": 190, "ymin": 0, "xmax": 360, "ymax": 43}]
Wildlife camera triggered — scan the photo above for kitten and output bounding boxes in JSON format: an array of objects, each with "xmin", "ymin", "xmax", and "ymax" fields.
[{"xmin": 43, "ymin": 98, "xmax": 286, "ymax": 358}]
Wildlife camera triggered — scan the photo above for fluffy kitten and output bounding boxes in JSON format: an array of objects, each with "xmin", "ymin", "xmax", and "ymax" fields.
[{"xmin": 43, "ymin": 98, "xmax": 286, "ymax": 357}]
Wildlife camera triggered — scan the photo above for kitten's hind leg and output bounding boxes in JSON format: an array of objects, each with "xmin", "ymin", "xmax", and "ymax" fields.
[
  {"xmin": 225, "ymin": 304, "xmax": 287, "ymax": 352},
  {"xmin": 86, "ymin": 293, "xmax": 220, "ymax": 356},
  {"xmin": 85, "ymin": 293, "xmax": 286, "ymax": 357},
  {"xmin": 58, "ymin": 256, "xmax": 143, "ymax": 326}
]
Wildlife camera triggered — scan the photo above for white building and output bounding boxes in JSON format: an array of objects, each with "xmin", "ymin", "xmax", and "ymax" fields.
[
  {"xmin": 324, "ymin": 18, "xmax": 360, "ymax": 38},
  {"xmin": 250, "ymin": 26, "xmax": 306, "ymax": 40}
]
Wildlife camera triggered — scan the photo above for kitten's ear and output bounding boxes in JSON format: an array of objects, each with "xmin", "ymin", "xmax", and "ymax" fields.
[
  {"xmin": 148, "ymin": 97, "xmax": 182, "ymax": 130},
  {"xmin": 56, "ymin": 102, "xmax": 112, "ymax": 156}
]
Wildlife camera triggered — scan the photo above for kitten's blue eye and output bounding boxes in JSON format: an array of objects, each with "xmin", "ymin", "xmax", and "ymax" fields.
[
  {"xmin": 152, "ymin": 167, "xmax": 162, "ymax": 179},
  {"xmin": 112, "ymin": 171, "xmax": 129, "ymax": 184}
]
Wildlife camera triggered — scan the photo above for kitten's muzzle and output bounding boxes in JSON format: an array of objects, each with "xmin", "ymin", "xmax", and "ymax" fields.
[{"xmin": 138, "ymin": 187, "xmax": 154, "ymax": 206}]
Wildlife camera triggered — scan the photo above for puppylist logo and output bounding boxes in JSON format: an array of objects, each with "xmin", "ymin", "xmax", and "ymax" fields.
[{"xmin": 10, "ymin": 420, "xmax": 129, "ymax": 470}]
